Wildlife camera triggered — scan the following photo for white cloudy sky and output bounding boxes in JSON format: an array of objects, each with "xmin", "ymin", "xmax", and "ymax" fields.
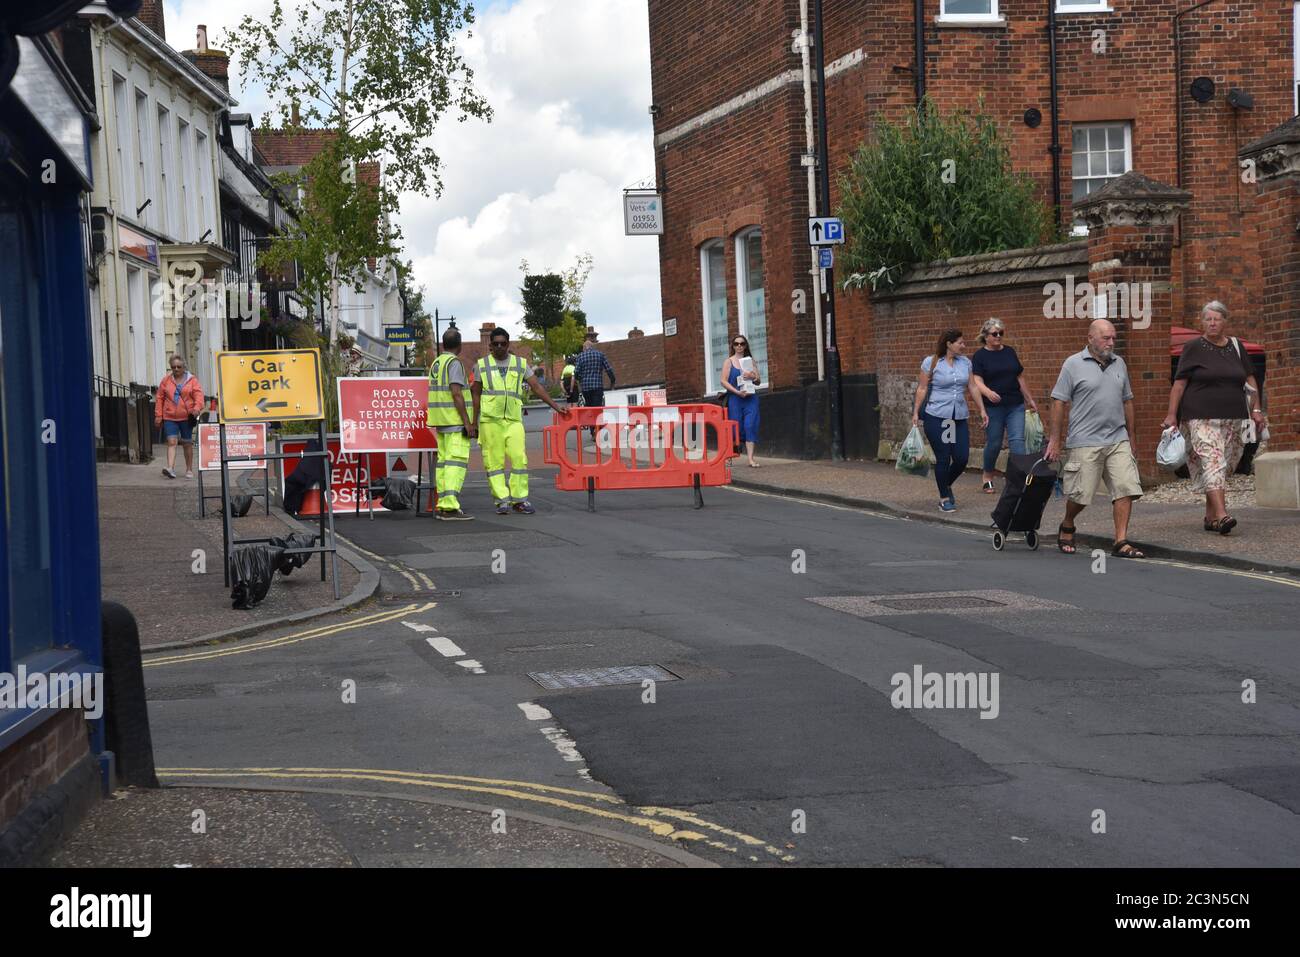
[{"xmin": 163, "ymin": 0, "xmax": 662, "ymax": 340}]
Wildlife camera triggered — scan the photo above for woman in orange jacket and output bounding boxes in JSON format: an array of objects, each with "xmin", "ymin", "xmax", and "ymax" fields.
[{"xmin": 154, "ymin": 354, "xmax": 204, "ymax": 478}]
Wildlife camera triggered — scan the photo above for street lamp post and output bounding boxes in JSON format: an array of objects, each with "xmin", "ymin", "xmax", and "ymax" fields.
[{"xmin": 814, "ymin": 0, "xmax": 846, "ymax": 460}]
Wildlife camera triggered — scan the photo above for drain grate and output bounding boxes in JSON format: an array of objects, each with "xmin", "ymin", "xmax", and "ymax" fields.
[
  {"xmin": 875, "ymin": 595, "xmax": 1004, "ymax": 611},
  {"xmin": 809, "ymin": 589, "xmax": 1073, "ymax": 618},
  {"xmin": 528, "ymin": 664, "xmax": 680, "ymax": 691},
  {"xmin": 382, "ymin": 590, "xmax": 460, "ymax": 601}
]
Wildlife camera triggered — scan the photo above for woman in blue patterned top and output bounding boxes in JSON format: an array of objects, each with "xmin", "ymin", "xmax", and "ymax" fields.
[{"xmin": 911, "ymin": 328, "xmax": 988, "ymax": 512}]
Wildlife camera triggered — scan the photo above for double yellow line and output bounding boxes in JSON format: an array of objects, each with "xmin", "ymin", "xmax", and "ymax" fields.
[
  {"xmin": 336, "ymin": 533, "xmax": 435, "ymax": 592},
  {"xmin": 144, "ymin": 602, "xmax": 435, "ymax": 667},
  {"xmin": 157, "ymin": 766, "xmax": 795, "ymax": 862}
]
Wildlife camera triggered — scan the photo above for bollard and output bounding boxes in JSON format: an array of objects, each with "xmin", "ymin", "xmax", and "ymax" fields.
[{"xmin": 101, "ymin": 601, "xmax": 159, "ymax": 789}]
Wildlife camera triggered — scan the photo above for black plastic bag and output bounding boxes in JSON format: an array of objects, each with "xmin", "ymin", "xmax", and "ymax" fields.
[
  {"xmin": 267, "ymin": 532, "xmax": 318, "ymax": 576},
  {"xmin": 229, "ymin": 544, "xmax": 283, "ymax": 609},
  {"xmin": 228, "ymin": 493, "xmax": 253, "ymax": 517},
  {"xmin": 283, "ymin": 439, "xmax": 326, "ymax": 515},
  {"xmin": 379, "ymin": 476, "xmax": 416, "ymax": 511}
]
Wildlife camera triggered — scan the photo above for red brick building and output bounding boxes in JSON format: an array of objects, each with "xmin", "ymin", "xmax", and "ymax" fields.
[{"xmin": 648, "ymin": 0, "xmax": 1300, "ymax": 459}]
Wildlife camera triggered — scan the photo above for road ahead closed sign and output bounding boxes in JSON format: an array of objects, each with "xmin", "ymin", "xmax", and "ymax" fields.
[{"xmin": 217, "ymin": 349, "xmax": 324, "ymax": 423}]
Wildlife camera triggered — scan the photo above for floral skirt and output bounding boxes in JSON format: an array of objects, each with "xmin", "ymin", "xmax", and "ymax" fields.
[{"xmin": 1183, "ymin": 419, "xmax": 1245, "ymax": 493}]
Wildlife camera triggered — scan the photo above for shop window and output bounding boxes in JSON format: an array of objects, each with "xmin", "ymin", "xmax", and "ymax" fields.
[
  {"xmin": 735, "ymin": 229, "xmax": 769, "ymax": 388},
  {"xmin": 700, "ymin": 242, "xmax": 728, "ymax": 395},
  {"xmin": 0, "ymin": 200, "xmax": 55, "ymax": 665}
]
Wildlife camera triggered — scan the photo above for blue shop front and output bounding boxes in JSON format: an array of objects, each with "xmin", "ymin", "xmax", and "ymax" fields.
[{"xmin": 0, "ymin": 28, "xmax": 110, "ymax": 862}]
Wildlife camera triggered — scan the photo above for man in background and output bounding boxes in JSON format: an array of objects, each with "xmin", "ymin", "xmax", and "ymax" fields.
[{"xmin": 573, "ymin": 333, "xmax": 615, "ymax": 408}]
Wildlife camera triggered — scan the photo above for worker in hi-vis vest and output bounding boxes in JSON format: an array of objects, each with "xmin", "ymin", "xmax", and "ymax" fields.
[
  {"xmin": 471, "ymin": 326, "xmax": 569, "ymax": 515},
  {"xmin": 427, "ymin": 327, "xmax": 476, "ymax": 521}
]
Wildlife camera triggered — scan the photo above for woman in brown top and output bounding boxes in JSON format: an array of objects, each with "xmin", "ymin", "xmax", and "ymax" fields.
[{"xmin": 1161, "ymin": 301, "xmax": 1266, "ymax": 534}]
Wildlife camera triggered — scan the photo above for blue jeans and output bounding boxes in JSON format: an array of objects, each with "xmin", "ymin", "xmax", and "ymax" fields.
[
  {"xmin": 922, "ymin": 412, "xmax": 969, "ymax": 501},
  {"xmin": 983, "ymin": 402, "xmax": 1026, "ymax": 473}
]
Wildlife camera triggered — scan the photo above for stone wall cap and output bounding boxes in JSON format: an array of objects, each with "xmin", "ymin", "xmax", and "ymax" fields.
[
  {"xmin": 1073, "ymin": 171, "xmax": 1192, "ymax": 210},
  {"xmin": 1240, "ymin": 115, "xmax": 1300, "ymax": 158}
]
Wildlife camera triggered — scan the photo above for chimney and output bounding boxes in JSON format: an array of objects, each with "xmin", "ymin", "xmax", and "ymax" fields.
[
  {"xmin": 181, "ymin": 24, "xmax": 230, "ymax": 92},
  {"xmin": 627, "ymin": 327, "xmax": 644, "ymax": 339},
  {"xmin": 480, "ymin": 322, "xmax": 495, "ymax": 344},
  {"xmin": 135, "ymin": 0, "xmax": 166, "ymax": 39}
]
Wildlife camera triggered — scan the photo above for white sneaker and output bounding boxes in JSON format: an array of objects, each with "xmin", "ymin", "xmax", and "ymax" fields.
[{"xmin": 162, "ymin": 467, "xmax": 176, "ymax": 479}]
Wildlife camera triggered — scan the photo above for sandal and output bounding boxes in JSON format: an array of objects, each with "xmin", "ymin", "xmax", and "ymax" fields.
[
  {"xmin": 982, "ymin": 480, "xmax": 996, "ymax": 493},
  {"xmin": 1209, "ymin": 516, "xmax": 1237, "ymax": 535},
  {"xmin": 1112, "ymin": 540, "xmax": 1146, "ymax": 559},
  {"xmin": 1057, "ymin": 524, "xmax": 1077, "ymax": 554}
]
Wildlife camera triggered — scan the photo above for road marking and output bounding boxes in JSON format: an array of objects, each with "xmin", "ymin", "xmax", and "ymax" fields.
[
  {"xmin": 335, "ymin": 533, "xmax": 426, "ymax": 592},
  {"xmin": 402, "ymin": 622, "xmax": 438, "ymax": 633},
  {"xmin": 539, "ymin": 726, "xmax": 584, "ymax": 762},
  {"xmin": 144, "ymin": 603, "xmax": 434, "ymax": 667},
  {"xmin": 517, "ymin": 702, "xmax": 553, "ymax": 721},
  {"xmin": 415, "ymin": 570, "xmax": 436, "ymax": 590},
  {"xmin": 456, "ymin": 659, "xmax": 485, "ymax": 674},
  {"xmin": 156, "ymin": 767, "xmax": 766, "ymax": 855},
  {"xmin": 428, "ymin": 636, "xmax": 466, "ymax": 658}
]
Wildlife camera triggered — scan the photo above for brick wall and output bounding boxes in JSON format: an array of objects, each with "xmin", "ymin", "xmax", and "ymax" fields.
[
  {"xmin": 870, "ymin": 242, "xmax": 1089, "ymax": 451},
  {"xmin": 0, "ymin": 709, "xmax": 92, "ymax": 831},
  {"xmin": 649, "ymin": 0, "xmax": 1296, "ymax": 437},
  {"xmin": 1240, "ymin": 119, "xmax": 1300, "ymax": 452}
]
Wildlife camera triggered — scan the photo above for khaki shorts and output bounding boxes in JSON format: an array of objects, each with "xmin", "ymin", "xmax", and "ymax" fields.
[{"xmin": 1061, "ymin": 441, "xmax": 1143, "ymax": 505}]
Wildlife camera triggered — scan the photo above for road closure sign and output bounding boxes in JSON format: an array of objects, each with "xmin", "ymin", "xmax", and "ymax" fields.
[
  {"xmin": 217, "ymin": 349, "xmax": 324, "ymax": 423},
  {"xmin": 338, "ymin": 376, "xmax": 437, "ymax": 454},
  {"xmin": 197, "ymin": 423, "xmax": 267, "ymax": 471}
]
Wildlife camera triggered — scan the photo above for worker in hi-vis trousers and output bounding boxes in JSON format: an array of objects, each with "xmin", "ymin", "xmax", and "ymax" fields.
[
  {"xmin": 472, "ymin": 326, "xmax": 570, "ymax": 515},
  {"xmin": 427, "ymin": 327, "xmax": 476, "ymax": 521}
]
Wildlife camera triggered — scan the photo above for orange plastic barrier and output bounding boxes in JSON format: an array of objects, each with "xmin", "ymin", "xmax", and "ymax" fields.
[{"xmin": 542, "ymin": 404, "xmax": 739, "ymax": 509}]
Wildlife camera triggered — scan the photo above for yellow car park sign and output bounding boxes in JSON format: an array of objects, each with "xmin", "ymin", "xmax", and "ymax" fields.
[{"xmin": 217, "ymin": 349, "xmax": 324, "ymax": 423}]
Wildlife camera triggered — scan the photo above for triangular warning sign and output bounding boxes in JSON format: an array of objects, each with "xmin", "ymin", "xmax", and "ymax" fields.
[{"xmin": 392, "ymin": 456, "xmax": 408, "ymax": 472}]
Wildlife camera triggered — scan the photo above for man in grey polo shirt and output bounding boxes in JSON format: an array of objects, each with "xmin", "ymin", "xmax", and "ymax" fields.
[{"xmin": 1045, "ymin": 319, "xmax": 1145, "ymax": 559}]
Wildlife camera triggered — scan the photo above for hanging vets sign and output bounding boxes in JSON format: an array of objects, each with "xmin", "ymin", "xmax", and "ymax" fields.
[
  {"xmin": 217, "ymin": 349, "xmax": 324, "ymax": 422},
  {"xmin": 623, "ymin": 192, "xmax": 664, "ymax": 235}
]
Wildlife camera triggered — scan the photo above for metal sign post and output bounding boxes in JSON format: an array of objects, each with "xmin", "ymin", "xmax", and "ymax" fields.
[{"xmin": 216, "ymin": 348, "xmax": 340, "ymax": 601}]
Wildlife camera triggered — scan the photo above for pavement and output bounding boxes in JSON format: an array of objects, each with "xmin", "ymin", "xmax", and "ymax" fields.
[
  {"xmin": 731, "ymin": 456, "xmax": 1300, "ymax": 576},
  {"xmin": 69, "ymin": 435, "xmax": 1300, "ymax": 868},
  {"xmin": 98, "ymin": 463, "xmax": 366, "ymax": 647}
]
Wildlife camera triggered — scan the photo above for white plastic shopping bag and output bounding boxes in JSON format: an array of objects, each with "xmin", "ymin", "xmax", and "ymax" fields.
[
  {"xmin": 896, "ymin": 425, "xmax": 931, "ymax": 478},
  {"xmin": 1156, "ymin": 426, "xmax": 1187, "ymax": 470}
]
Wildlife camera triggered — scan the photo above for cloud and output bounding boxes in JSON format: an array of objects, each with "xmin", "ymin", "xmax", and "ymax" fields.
[{"xmin": 165, "ymin": 0, "xmax": 664, "ymax": 342}]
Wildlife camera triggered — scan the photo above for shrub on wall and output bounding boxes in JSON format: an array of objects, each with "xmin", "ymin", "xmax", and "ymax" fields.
[{"xmin": 838, "ymin": 100, "xmax": 1056, "ymax": 292}]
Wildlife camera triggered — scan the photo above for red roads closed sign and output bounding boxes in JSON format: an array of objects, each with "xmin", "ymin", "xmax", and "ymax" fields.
[
  {"xmin": 197, "ymin": 423, "xmax": 267, "ymax": 471},
  {"xmin": 338, "ymin": 377, "xmax": 437, "ymax": 454}
]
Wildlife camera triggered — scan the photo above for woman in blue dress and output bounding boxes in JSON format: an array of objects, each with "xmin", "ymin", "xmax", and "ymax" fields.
[{"xmin": 722, "ymin": 334, "xmax": 762, "ymax": 468}]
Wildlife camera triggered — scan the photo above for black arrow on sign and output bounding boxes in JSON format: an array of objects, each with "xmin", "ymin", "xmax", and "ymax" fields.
[
  {"xmin": 811, "ymin": 221, "xmax": 823, "ymax": 242},
  {"xmin": 256, "ymin": 397, "xmax": 288, "ymax": 413}
]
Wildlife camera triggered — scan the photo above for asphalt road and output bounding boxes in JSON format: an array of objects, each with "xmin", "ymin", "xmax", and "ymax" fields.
[{"xmin": 143, "ymin": 466, "xmax": 1300, "ymax": 866}]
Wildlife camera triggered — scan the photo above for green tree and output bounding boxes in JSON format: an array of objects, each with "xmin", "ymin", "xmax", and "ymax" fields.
[
  {"xmin": 838, "ymin": 99, "xmax": 1055, "ymax": 292},
  {"xmin": 225, "ymin": 0, "xmax": 492, "ymax": 342},
  {"xmin": 520, "ymin": 273, "xmax": 565, "ymax": 369}
]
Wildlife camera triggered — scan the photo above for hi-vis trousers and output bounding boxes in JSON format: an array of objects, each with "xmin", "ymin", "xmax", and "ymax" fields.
[
  {"xmin": 435, "ymin": 429, "xmax": 471, "ymax": 511},
  {"xmin": 479, "ymin": 417, "xmax": 528, "ymax": 503}
]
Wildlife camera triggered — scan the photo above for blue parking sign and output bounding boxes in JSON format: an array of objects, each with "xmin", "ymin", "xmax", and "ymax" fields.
[{"xmin": 818, "ymin": 247, "xmax": 834, "ymax": 269}]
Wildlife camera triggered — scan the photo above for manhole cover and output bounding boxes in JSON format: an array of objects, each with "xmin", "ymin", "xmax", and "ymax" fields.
[
  {"xmin": 875, "ymin": 595, "xmax": 1004, "ymax": 611},
  {"xmin": 382, "ymin": 590, "xmax": 460, "ymax": 601},
  {"xmin": 528, "ymin": 664, "xmax": 680, "ymax": 690}
]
